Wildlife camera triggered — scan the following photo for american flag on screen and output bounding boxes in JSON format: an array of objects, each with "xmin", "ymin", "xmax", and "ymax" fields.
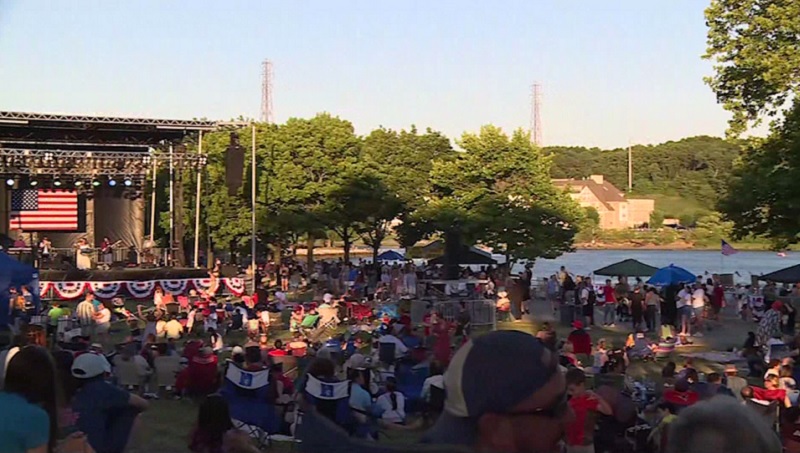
[
  {"xmin": 9, "ymin": 189, "xmax": 79, "ymax": 231},
  {"xmin": 721, "ymin": 239, "xmax": 738, "ymax": 256}
]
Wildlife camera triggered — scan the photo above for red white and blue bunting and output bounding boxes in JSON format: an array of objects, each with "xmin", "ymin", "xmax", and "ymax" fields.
[{"xmin": 40, "ymin": 278, "xmax": 246, "ymax": 300}]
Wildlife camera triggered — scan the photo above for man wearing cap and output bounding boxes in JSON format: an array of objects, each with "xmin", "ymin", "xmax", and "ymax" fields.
[
  {"xmin": 71, "ymin": 353, "xmax": 149, "ymax": 453},
  {"xmin": 725, "ymin": 364, "xmax": 749, "ymax": 402},
  {"xmin": 422, "ymin": 330, "xmax": 573, "ymax": 453}
]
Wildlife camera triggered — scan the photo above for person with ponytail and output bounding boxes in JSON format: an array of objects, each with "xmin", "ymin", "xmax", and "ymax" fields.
[
  {"xmin": 375, "ymin": 376, "xmax": 406, "ymax": 425},
  {"xmin": 0, "ymin": 345, "xmax": 62, "ymax": 453}
]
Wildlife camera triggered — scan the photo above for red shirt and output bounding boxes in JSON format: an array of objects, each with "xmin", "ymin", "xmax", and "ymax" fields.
[
  {"xmin": 568, "ymin": 330, "xmax": 592, "ymax": 356},
  {"xmin": 566, "ymin": 393, "xmax": 600, "ymax": 446},
  {"xmin": 602, "ymin": 285, "xmax": 616, "ymax": 304},
  {"xmin": 663, "ymin": 388, "xmax": 700, "ymax": 407}
]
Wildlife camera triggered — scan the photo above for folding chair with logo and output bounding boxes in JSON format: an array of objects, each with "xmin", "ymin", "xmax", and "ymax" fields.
[
  {"xmin": 220, "ymin": 362, "xmax": 280, "ymax": 449},
  {"xmin": 303, "ymin": 374, "xmax": 352, "ymax": 429}
]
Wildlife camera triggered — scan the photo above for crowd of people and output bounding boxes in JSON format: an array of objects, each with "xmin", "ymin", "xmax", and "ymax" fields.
[{"xmin": 2, "ymin": 256, "xmax": 800, "ymax": 453}]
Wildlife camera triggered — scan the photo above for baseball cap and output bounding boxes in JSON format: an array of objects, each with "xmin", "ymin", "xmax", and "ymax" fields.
[
  {"xmin": 422, "ymin": 330, "xmax": 559, "ymax": 447},
  {"xmin": 71, "ymin": 352, "xmax": 111, "ymax": 379}
]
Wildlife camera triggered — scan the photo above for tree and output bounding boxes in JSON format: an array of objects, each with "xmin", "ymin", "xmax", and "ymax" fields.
[
  {"xmin": 398, "ymin": 125, "xmax": 580, "ymax": 276},
  {"xmin": 704, "ymin": 0, "xmax": 800, "ymax": 136},
  {"xmin": 649, "ymin": 210, "xmax": 665, "ymax": 229},
  {"xmin": 718, "ymin": 101, "xmax": 800, "ymax": 247}
]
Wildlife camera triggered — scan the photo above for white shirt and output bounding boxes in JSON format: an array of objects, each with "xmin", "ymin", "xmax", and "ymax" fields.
[
  {"xmin": 691, "ymin": 289, "xmax": 706, "ymax": 308},
  {"xmin": 421, "ymin": 374, "xmax": 444, "ymax": 402},
  {"xmin": 580, "ymin": 287, "xmax": 590, "ymax": 303},
  {"xmin": 95, "ymin": 307, "xmax": 111, "ymax": 324},
  {"xmin": 676, "ymin": 290, "xmax": 690, "ymax": 309},
  {"xmin": 76, "ymin": 301, "xmax": 95, "ymax": 323},
  {"xmin": 376, "ymin": 391, "xmax": 406, "ymax": 423},
  {"xmin": 378, "ymin": 335, "xmax": 409, "ymax": 358},
  {"xmin": 204, "ymin": 313, "xmax": 218, "ymax": 332}
]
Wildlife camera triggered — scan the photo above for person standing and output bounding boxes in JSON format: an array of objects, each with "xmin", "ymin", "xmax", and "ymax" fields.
[
  {"xmin": 582, "ymin": 277, "xmax": 596, "ymax": 328},
  {"xmin": 565, "ymin": 368, "xmax": 613, "ymax": 453},
  {"xmin": 630, "ymin": 286, "xmax": 645, "ymax": 331},
  {"xmin": 644, "ymin": 286, "xmax": 660, "ymax": 332},
  {"xmin": 691, "ymin": 283, "xmax": 708, "ymax": 337},
  {"xmin": 601, "ymin": 279, "xmax": 617, "ymax": 327},
  {"xmin": 676, "ymin": 284, "xmax": 692, "ymax": 337},
  {"xmin": 76, "ymin": 293, "xmax": 97, "ymax": 338}
]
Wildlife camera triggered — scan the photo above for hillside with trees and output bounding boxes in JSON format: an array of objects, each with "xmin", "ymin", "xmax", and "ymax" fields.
[{"xmin": 546, "ymin": 136, "xmax": 741, "ymax": 226}]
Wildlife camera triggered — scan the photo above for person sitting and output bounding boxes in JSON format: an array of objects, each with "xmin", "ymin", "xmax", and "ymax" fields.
[
  {"xmin": 627, "ymin": 332, "xmax": 656, "ymax": 360},
  {"xmin": 71, "ymin": 352, "xmax": 150, "ymax": 453},
  {"xmin": 243, "ymin": 346, "xmax": 265, "ymax": 371},
  {"xmin": 662, "ymin": 361, "xmax": 677, "ymax": 379},
  {"xmin": 567, "ymin": 321, "xmax": 592, "ymax": 356},
  {"xmin": 376, "ymin": 377, "xmax": 406, "ymax": 425},
  {"xmin": 663, "ymin": 379, "xmax": 700, "ymax": 412},
  {"xmin": 208, "ymin": 328, "xmax": 224, "ymax": 353},
  {"xmin": 420, "ymin": 361, "xmax": 445, "ymax": 406},
  {"xmin": 559, "ymin": 341, "xmax": 580, "ymax": 368},
  {"xmin": 230, "ymin": 346, "xmax": 245, "ymax": 367},
  {"xmin": 268, "ymin": 339, "xmax": 286, "ymax": 357},
  {"xmin": 378, "ymin": 332, "xmax": 409, "ymax": 361},
  {"xmin": 189, "ymin": 394, "xmax": 258, "ymax": 453},
  {"xmin": 648, "ymin": 402, "xmax": 677, "ymax": 452},
  {"xmin": 706, "ymin": 372, "xmax": 735, "ymax": 398},
  {"xmin": 591, "ymin": 338, "xmax": 609, "ymax": 373},
  {"xmin": 347, "ymin": 368, "xmax": 376, "ymax": 439},
  {"xmin": 564, "ymin": 368, "xmax": 613, "ymax": 453},
  {"xmin": 176, "ymin": 347, "xmax": 219, "ymax": 397}
]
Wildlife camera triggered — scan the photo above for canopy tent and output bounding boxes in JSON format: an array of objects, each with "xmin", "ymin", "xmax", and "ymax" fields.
[
  {"xmin": 376, "ymin": 250, "xmax": 405, "ymax": 262},
  {"xmin": 759, "ymin": 264, "xmax": 800, "ymax": 284},
  {"xmin": 0, "ymin": 252, "xmax": 39, "ymax": 326},
  {"xmin": 428, "ymin": 247, "xmax": 497, "ymax": 266},
  {"xmin": 646, "ymin": 264, "xmax": 695, "ymax": 287},
  {"xmin": 593, "ymin": 259, "xmax": 659, "ymax": 277}
]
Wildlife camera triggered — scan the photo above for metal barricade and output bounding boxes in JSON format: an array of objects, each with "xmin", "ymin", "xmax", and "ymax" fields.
[{"xmin": 432, "ymin": 298, "xmax": 496, "ymax": 330}]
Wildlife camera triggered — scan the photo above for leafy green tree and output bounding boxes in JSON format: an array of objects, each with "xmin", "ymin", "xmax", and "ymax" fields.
[
  {"xmin": 583, "ymin": 207, "xmax": 600, "ymax": 227},
  {"xmin": 718, "ymin": 101, "xmax": 800, "ymax": 247},
  {"xmin": 704, "ymin": 0, "xmax": 800, "ymax": 136},
  {"xmin": 398, "ymin": 125, "xmax": 579, "ymax": 276},
  {"xmin": 692, "ymin": 212, "xmax": 734, "ymax": 247},
  {"xmin": 649, "ymin": 210, "xmax": 665, "ymax": 229}
]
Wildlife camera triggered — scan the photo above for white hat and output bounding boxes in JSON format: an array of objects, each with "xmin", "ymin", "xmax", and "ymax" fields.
[
  {"xmin": 323, "ymin": 293, "xmax": 333, "ymax": 303},
  {"xmin": 231, "ymin": 346, "xmax": 244, "ymax": 356},
  {"xmin": 71, "ymin": 353, "xmax": 111, "ymax": 379}
]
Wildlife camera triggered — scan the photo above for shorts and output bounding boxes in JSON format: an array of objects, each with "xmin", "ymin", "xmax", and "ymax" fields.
[
  {"xmin": 96, "ymin": 322, "xmax": 110, "ymax": 334},
  {"xmin": 694, "ymin": 307, "xmax": 704, "ymax": 318},
  {"xmin": 679, "ymin": 306, "xmax": 693, "ymax": 319}
]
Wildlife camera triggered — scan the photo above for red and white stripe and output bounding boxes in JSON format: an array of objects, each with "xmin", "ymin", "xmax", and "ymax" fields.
[{"xmin": 9, "ymin": 190, "xmax": 78, "ymax": 230}]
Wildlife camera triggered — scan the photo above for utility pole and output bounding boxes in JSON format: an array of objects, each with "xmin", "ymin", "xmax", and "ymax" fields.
[{"xmin": 627, "ymin": 142, "xmax": 633, "ymax": 191}]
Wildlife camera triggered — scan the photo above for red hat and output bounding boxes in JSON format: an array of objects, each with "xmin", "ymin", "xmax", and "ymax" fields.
[
  {"xmin": 572, "ymin": 320, "xmax": 584, "ymax": 329},
  {"xmin": 772, "ymin": 301, "xmax": 784, "ymax": 311}
]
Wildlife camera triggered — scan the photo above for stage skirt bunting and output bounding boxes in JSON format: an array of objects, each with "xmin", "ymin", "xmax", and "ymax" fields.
[
  {"xmin": 39, "ymin": 282, "xmax": 51, "ymax": 297},
  {"xmin": 41, "ymin": 278, "xmax": 246, "ymax": 300}
]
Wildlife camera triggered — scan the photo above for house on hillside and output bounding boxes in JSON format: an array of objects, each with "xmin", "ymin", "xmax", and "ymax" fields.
[{"xmin": 552, "ymin": 175, "xmax": 654, "ymax": 229}]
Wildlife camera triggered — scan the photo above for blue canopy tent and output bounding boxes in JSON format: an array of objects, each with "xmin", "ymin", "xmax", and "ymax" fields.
[
  {"xmin": 646, "ymin": 264, "xmax": 696, "ymax": 287},
  {"xmin": 376, "ymin": 250, "xmax": 405, "ymax": 262},
  {"xmin": 0, "ymin": 252, "xmax": 39, "ymax": 326}
]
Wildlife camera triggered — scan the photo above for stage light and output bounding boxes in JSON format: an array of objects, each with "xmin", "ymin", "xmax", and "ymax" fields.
[
  {"xmin": 29, "ymin": 179, "xmax": 38, "ymax": 187},
  {"xmin": 123, "ymin": 179, "xmax": 133, "ymax": 187},
  {"xmin": 53, "ymin": 179, "xmax": 62, "ymax": 187},
  {"xmin": 108, "ymin": 179, "xmax": 117, "ymax": 187},
  {"xmin": 5, "ymin": 179, "xmax": 14, "ymax": 186},
  {"xmin": 92, "ymin": 180, "xmax": 101, "ymax": 187},
  {"xmin": 74, "ymin": 180, "xmax": 83, "ymax": 187}
]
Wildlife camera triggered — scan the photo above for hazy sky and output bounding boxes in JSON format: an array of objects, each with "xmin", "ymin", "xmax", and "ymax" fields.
[{"xmin": 0, "ymin": 0, "xmax": 736, "ymax": 148}]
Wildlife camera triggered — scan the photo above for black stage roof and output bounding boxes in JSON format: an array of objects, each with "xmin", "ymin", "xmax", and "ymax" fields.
[{"xmin": 0, "ymin": 111, "xmax": 218, "ymax": 153}]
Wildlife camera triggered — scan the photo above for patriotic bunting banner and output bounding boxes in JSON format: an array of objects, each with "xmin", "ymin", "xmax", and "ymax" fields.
[
  {"xmin": 160, "ymin": 279, "xmax": 188, "ymax": 295},
  {"xmin": 52, "ymin": 282, "xmax": 88, "ymax": 300},
  {"xmin": 40, "ymin": 278, "xmax": 246, "ymax": 300},
  {"xmin": 125, "ymin": 281, "xmax": 156, "ymax": 299},
  {"xmin": 39, "ymin": 282, "xmax": 51, "ymax": 297},
  {"xmin": 89, "ymin": 282, "xmax": 122, "ymax": 299}
]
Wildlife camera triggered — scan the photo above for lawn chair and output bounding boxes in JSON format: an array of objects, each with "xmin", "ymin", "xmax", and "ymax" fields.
[
  {"xmin": 177, "ymin": 296, "xmax": 190, "ymax": 312},
  {"xmin": 378, "ymin": 342, "xmax": 396, "ymax": 367},
  {"xmin": 395, "ymin": 363, "xmax": 429, "ymax": 413},
  {"xmin": 220, "ymin": 361, "xmax": 280, "ymax": 449},
  {"xmin": 154, "ymin": 355, "xmax": 181, "ymax": 391},
  {"xmin": 303, "ymin": 374, "xmax": 352, "ymax": 429}
]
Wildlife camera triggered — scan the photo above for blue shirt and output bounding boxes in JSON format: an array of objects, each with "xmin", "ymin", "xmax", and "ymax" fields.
[
  {"xmin": 72, "ymin": 379, "xmax": 134, "ymax": 453},
  {"xmin": 0, "ymin": 392, "xmax": 49, "ymax": 453},
  {"xmin": 349, "ymin": 383, "xmax": 373, "ymax": 415}
]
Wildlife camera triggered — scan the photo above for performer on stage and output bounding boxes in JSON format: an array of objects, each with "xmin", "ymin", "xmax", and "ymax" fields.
[
  {"xmin": 76, "ymin": 238, "xmax": 92, "ymax": 270},
  {"xmin": 38, "ymin": 236, "xmax": 52, "ymax": 264},
  {"xmin": 100, "ymin": 236, "xmax": 114, "ymax": 268}
]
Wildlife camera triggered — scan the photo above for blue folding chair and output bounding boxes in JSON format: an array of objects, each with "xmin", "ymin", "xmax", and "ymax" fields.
[
  {"xmin": 220, "ymin": 362, "xmax": 280, "ymax": 448},
  {"xmin": 303, "ymin": 374, "xmax": 352, "ymax": 429},
  {"xmin": 395, "ymin": 363, "xmax": 429, "ymax": 413}
]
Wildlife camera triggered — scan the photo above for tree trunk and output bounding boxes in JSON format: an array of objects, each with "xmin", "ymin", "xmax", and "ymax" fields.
[
  {"xmin": 372, "ymin": 243, "xmax": 380, "ymax": 271},
  {"xmin": 306, "ymin": 233, "xmax": 315, "ymax": 270},
  {"xmin": 343, "ymin": 232, "xmax": 352, "ymax": 264}
]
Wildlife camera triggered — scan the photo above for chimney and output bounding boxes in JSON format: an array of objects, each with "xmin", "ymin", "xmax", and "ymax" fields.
[{"xmin": 589, "ymin": 174, "xmax": 604, "ymax": 184}]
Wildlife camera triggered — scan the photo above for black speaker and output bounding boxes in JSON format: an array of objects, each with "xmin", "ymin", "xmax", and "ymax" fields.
[{"xmin": 225, "ymin": 132, "xmax": 244, "ymax": 195}]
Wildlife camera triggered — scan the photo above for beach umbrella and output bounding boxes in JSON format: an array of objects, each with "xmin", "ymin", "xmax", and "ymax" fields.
[
  {"xmin": 759, "ymin": 264, "xmax": 800, "ymax": 283},
  {"xmin": 376, "ymin": 250, "xmax": 405, "ymax": 262},
  {"xmin": 646, "ymin": 264, "xmax": 696, "ymax": 286},
  {"xmin": 593, "ymin": 259, "xmax": 659, "ymax": 277}
]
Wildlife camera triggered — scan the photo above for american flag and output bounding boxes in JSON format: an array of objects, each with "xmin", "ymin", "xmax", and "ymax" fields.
[
  {"xmin": 9, "ymin": 189, "xmax": 79, "ymax": 231},
  {"xmin": 721, "ymin": 239, "xmax": 738, "ymax": 256}
]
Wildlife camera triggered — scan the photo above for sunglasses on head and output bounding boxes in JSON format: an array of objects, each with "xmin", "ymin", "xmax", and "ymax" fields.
[{"xmin": 505, "ymin": 391, "xmax": 570, "ymax": 419}]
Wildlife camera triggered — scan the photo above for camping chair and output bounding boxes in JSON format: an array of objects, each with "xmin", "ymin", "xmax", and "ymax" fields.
[
  {"xmin": 177, "ymin": 296, "xmax": 190, "ymax": 312},
  {"xmin": 112, "ymin": 356, "xmax": 140, "ymax": 389},
  {"xmin": 154, "ymin": 355, "xmax": 181, "ymax": 391},
  {"xmin": 427, "ymin": 385, "xmax": 445, "ymax": 420},
  {"xmin": 378, "ymin": 342, "xmax": 396, "ymax": 367},
  {"xmin": 220, "ymin": 361, "xmax": 280, "ymax": 449},
  {"xmin": 302, "ymin": 374, "xmax": 352, "ymax": 430},
  {"xmin": 318, "ymin": 306, "xmax": 340, "ymax": 327},
  {"xmin": 395, "ymin": 363, "xmax": 429, "ymax": 413}
]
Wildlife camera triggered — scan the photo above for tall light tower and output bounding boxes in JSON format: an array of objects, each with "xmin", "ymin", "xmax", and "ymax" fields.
[
  {"xmin": 531, "ymin": 83, "xmax": 543, "ymax": 147},
  {"xmin": 261, "ymin": 59, "xmax": 274, "ymax": 124}
]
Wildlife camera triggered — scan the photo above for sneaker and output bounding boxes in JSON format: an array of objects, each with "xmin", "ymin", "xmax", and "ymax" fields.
[
  {"xmin": 609, "ymin": 323, "xmax": 616, "ymax": 328},
  {"xmin": 693, "ymin": 332, "xmax": 704, "ymax": 337}
]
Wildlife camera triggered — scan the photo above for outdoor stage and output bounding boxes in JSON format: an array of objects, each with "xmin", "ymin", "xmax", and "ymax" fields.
[{"xmin": 38, "ymin": 267, "xmax": 246, "ymax": 300}]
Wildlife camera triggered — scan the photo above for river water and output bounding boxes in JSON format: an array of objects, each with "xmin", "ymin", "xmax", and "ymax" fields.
[{"xmin": 376, "ymin": 249, "xmax": 797, "ymax": 284}]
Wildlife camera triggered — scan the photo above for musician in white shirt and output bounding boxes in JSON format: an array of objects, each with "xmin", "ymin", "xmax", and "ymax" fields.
[
  {"xmin": 76, "ymin": 238, "xmax": 92, "ymax": 270},
  {"xmin": 38, "ymin": 236, "xmax": 52, "ymax": 263}
]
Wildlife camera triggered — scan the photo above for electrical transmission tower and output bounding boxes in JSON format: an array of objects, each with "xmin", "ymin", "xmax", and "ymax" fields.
[
  {"xmin": 260, "ymin": 59, "xmax": 274, "ymax": 124},
  {"xmin": 531, "ymin": 83, "xmax": 543, "ymax": 146}
]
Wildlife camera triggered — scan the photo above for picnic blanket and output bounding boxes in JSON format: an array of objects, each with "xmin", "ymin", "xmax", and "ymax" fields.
[{"xmin": 680, "ymin": 351, "xmax": 745, "ymax": 364}]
